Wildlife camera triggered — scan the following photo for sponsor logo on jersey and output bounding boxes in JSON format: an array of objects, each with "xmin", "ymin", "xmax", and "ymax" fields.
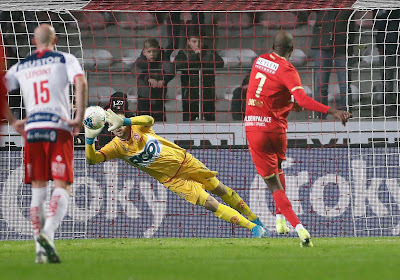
[
  {"xmin": 255, "ymin": 57, "xmax": 279, "ymax": 74},
  {"xmin": 17, "ymin": 52, "xmax": 65, "ymax": 71},
  {"xmin": 128, "ymin": 136, "xmax": 162, "ymax": 168},
  {"xmin": 26, "ymin": 112, "xmax": 60, "ymax": 125},
  {"xmin": 244, "ymin": 115, "xmax": 272, "ymax": 127},
  {"xmin": 26, "ymin": 129, "xmax": 58, "ymax": 143}
]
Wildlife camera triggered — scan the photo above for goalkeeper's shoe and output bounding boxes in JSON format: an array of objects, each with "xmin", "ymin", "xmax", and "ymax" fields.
[
  {"xmin": 252, "ymin": 225, "xmax": 269, "ymax": 238},
  {"xmin": 35, "ymin": 251, "xmax": 47, "ymax": 264},
  {"xmin": 37, "ymin": 233, "xmax": 61, "ymax": 263},
  {"xmin": 252, "ymin": 218, "xmax": 271, "ymax": 237},
  {"xmin": 276, "ymin": 219, "xmax": 290, "ymax": 235},
  {"xmin": 298, "ymin": 228, "xmax": 313, "ymax": 248}
]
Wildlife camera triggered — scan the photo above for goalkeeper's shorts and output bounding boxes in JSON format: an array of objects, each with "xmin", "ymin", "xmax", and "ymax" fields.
[
  {"xmin": 24, "ymin": 128, "xmax": 74, "ymax": 184},
  {"xmin": 246, "ymin": 131, "xmax": 287, "ymax": 178},
  {"xmin": 163, "ymin": 152, "xmax": 219, "ymax": 206}
]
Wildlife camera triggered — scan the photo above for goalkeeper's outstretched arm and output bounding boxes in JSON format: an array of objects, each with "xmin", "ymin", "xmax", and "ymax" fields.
[
  {"xmin": 84, "ymin": 126, "xmax": 106, "ymax": 165},
  {"xmin": 106, "ymin": 109, "xmax": 154, "ymax": 131},
  {"xmin": 86, "ymin": 143, "xmax": 105, "ymax": 165}
]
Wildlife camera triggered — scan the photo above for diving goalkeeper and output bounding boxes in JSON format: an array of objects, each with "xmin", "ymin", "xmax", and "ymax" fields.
[{"xmin": 85, "ymin": 109, "xmax": 269, "ymax": 238}]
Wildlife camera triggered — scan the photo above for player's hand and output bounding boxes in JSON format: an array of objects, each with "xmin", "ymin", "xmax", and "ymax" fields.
[
  {"xmin": 328, "ymin": 108, "xmax": 352, "ymax": 126},
  {"xmin": 84, "ymin": 126, "xmax": 103, "ymax": 139},
  {"xmin": 105, "ymin": 109, "xmax": 124, "ymax": 131},
  {"xmin": 11, "ymin": 119, "xmax": 26, "ymax": 136},
  {"xmin": 66, "ymin": 118, "xmax": 83, "ymax": 136}
]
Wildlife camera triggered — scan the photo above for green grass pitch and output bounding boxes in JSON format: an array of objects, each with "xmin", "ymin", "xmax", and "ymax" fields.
[{"xmin": 1, "ymin": 237, "xmax": 400, "ymax": 280}]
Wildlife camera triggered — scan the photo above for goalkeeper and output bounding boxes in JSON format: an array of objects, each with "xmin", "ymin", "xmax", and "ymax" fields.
[{"xmin": 85, "ymin": 109, "xmax": 270, "ymax": 238}]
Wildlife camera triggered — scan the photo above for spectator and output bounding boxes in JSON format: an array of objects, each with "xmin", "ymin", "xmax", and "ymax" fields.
[
  {"xmin": 175, "ymin": 26, "xmax": 224, "ymax": 121},
  {"xmin": 134, "ymin": 39, "xmax": 175, "ymax": 122},
  {"xmin": 375, "ymin": 9, "xmax": 400, "ymax": 117},
  {"xmin": 231, "ymin": 74, "xmax": 250, "ymax": 121},
  {"xmin": 311, "ymin": 10, "xmax": 354, "ymax": 119},
  {"xmin": 97, "ymin": 91, "xmax": 131, "ymax": 149}
]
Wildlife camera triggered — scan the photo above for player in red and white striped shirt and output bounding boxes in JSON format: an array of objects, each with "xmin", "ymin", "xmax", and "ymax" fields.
[
  {"xmin": 245, "ymin": 31, "xmax": 351, "ymax": 247},
  {"xmin": 4, "ymin": 24, "xmax": 88, "ymax": 263}
]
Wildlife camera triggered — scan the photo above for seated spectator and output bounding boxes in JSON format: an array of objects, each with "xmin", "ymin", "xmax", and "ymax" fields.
[
  {"xmin": 175, "ymin": 26, "xmax": 224, "ymax": 121},
  {"xmin": 134, "ymin": 39, "xmax": 175, "ymax": 122},
  {"xmin": 96, "ymin": 91, "xmax": 132, "ymax": 149},
  {"xmin": 231, "ymin": 74, "xmax": 250, "ymax": 121}
]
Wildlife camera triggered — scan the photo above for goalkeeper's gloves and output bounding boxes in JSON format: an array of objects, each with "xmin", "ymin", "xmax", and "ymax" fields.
[
  {"xmin": 85, "ymin": 126, "xmax": 103, "ymax": 145},
  {"xmin": 105, "ymin": 109, "xmax": 131, "ymax": 131}
]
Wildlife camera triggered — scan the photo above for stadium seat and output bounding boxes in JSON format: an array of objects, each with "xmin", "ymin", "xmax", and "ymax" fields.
[
  {"xmin": 258, "ymin": 12, "xmax": 298, "ymax": 29},
  {"xmin": 219, "ymin": 49, "xmax": 257, "ymax": 68},
  {"xmin": 122, "ymin": 49, "xmax": 143, "ymax": 69},
  {"xmin": 88, "ymin": 86, "xmax": 117, "ymax": 106},
  {"xmin": 215, "ymin": 13, "xmax": 253, "ymax": 29},
  {"xmin": 75, "ymin": 49, "xmax": 114, "ymax": 70},
  {"xmin": 114, "ymin": 12, "xmax": 157, "ymax": 30},
  {"xmin": 288, "ymin": 49, "xmax": 307, "ymax": 67},
  {"xmin": 126, "ymin": 87, "xmax": 138, "ymax": 111},
  {"xmin": 328, "ymin": 84, "xmax": 359, "ymax": 102},
  {"xmin": 355, "ymin": 11, "xmax": 374, "ymax": 29},
  {"xmin": 69, "ymin": 11, "xmax": 107, "ymax": 30}
]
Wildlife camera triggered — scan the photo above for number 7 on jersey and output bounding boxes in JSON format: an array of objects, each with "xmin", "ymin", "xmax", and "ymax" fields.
[{"xmin": 255, "ymin": 72, "xmax": 267, "ymax": 98}]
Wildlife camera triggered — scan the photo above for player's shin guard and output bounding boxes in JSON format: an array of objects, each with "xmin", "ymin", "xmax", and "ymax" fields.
[
  {"xmin": 30, "ymin": 188, "xmax": 47, "ymax": 253},
  {"xmin": 272, "ymin": 189, "xmax": 300, "ymax": 228},
  {"xmin": 214, "ymin": 203, "xmax": 255, "ymax": 230},
  {"xmin": 221, "ymin": 186, "xmax": 257, "ymax": 221},
  {"xmin": 42, "ymin": 188, "xmax": 69, "ymax": 242}
]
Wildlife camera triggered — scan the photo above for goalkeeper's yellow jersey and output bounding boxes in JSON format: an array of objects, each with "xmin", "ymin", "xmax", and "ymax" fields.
[{"xmin": 91, "ymin": 123, "xmax": 187, "ymax": 183}]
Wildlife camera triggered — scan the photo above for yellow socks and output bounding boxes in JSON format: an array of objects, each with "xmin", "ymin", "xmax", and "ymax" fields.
[
  {"xmin": 221, "ymin": 187, "xmax": 258, "ymax": 221},
  {"xmin": 214, "ymin": 203, "xmax": 255, "ymax": 230}
]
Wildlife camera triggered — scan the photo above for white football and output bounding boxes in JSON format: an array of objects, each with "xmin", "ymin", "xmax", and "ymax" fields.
[{"xmin": 83, "ymin": 106, "xmax": 106, "ymax": 130}]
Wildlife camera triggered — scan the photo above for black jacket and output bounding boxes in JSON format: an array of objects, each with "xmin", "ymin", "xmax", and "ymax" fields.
[
  {"xmin": 175, "ymin": 46, "xmax": 224, "ymax": 93},
  {"xmin": 133, "ymin": 50, "xmax": 175, "ymax": 99},
  {"xmin": 311, "ymin": 10, "xmax": 354, "ymax": 55}
]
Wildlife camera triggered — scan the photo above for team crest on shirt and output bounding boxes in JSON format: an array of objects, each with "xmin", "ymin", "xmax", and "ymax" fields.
[{"xmin": 133, "ymin": 133, "xmax": 141, "ymax": 141}]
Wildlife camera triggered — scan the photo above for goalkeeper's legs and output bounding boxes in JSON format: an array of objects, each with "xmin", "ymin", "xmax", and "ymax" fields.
[
  {"xmin": 210, "ymin": 182, "xmax": 270, "ymax": 233},
  {"xmin": 30, "ymin": 183, "xmax": 48, "ymax": 264},
  {"xmin": 202, "ymin": 195, "xmax": 269, "ymax": 238}
]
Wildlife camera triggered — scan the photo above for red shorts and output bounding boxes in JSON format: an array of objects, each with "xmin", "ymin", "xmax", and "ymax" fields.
[
  {"xmin": 246, "ymin": 130, "xmax": 287, "ymax": 178},
  {"xmin": 24, "ymin": 128, "xmax": 74, "ymax": 184}
]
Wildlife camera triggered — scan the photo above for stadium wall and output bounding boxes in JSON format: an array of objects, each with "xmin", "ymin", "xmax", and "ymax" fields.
[{"xmin": 1, "ymin": 147, "xmax": 399, "ymax": 240}]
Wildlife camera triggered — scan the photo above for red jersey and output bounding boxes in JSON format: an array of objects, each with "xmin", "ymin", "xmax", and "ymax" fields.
[{"xmin": 245, "ymin": 52, "xmax": 330, "ymax": 133}]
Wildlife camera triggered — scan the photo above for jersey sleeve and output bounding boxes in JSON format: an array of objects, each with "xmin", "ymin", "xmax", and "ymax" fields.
[
  {"xmin": 281, "ymin": 66, "xmax": 330, "ymax": 114},
  {"xmin": 4, "ymin": 64, "xmax": 19, "ymax": 91},
  {"xmin": 64, "ymin": 53, "xmax": 85, "ymax": 84}
]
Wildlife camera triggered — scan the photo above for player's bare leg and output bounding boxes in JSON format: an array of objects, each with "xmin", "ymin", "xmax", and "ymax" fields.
[
  {"xmin": 264, "ymin": 174, "xmax": 313, "ymax": 247},
  {"xmin": 31, "ymin": 180, "xmax": 48, "ymax": 263},
  {"xmin": 38, "ymin": 180, "xmax": 71, "ymax": 263},
  {"xmin": 211, "ymin": 182, "xmax": 269, "ymax": 231},
  {"xmin": 202, "ymin": 195, "xmax": 269, "ymax": 238}
]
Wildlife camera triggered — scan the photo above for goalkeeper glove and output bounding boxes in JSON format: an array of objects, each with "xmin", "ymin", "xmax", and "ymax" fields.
[
  {"xmin": 85, "ymin": 126, "xmax": 103, "ymax": 145},
  {"xmin": 105, "ymin": 109, "xmax": 131, "ymax": 131}
]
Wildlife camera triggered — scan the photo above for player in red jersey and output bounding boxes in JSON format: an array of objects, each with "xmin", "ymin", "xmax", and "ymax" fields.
[
  {"xmin": 245, "ymin": 31, "xmax": 351, "ymax": 247},
  {"xmin": 4, "ymin": 24, "xmax": 88, "ymax": 263}
]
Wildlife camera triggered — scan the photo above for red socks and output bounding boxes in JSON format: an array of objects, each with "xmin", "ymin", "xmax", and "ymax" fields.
[
  {"xmin": 272, "ymin": 189, "xmax": 300, "ymax": 227},
  {"xmin": 275, "ymin": 170, "xmax": 286, "ymax": 215}
]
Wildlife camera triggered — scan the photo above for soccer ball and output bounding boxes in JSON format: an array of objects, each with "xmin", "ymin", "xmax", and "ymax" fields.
[{"xmin": 83, "ymin": 106, "xmax": 106, "ymax": 130}]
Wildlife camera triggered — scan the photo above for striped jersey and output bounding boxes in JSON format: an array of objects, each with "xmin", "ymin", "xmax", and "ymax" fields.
[{"xmin": 4, "ymin": 49, "xmax": 84, "ymax": 132}]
